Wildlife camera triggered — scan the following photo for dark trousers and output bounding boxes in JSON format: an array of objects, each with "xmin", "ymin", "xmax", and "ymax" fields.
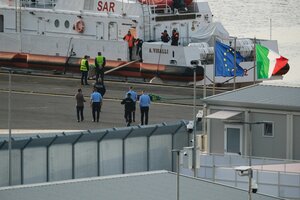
[
  {"xmin": 76, "ymin": 106, "xmax": 84, "ymax": 121},
  {"xmin": 96, "ymin": 70, "xmax": 104, "ymax": 84},
  {"xmin": 129, "ymin": 47, "xmax": 133, "ymax": 61},
  {"xmin": 92, "ymin": 102, "xmax": 101, "ymax": 122},
  {"xmin": 132, "ymin": 103, "xmax": 136, "ymax": 121},
  {"xmin": 140, "ymin": 106, "xmax": 149, "ymax": 125},
  {"xmin": 81, "ymin": 71, "xmax": 88, "ymax": 85},
  {"xmin": 124, "ymin": 110, "xmax": 132, "ymax": 126}
]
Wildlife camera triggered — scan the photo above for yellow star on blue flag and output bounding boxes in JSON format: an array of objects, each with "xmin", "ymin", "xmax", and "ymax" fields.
[{"xmin": 215, "ymin": 41, "xmax": 245, "ymax": 77}]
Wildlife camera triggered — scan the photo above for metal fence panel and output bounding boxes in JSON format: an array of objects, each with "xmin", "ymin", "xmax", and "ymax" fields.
[
  {"xmin": 99, "ymin": 139, "xmax": 123, "ymax": 176},
  {"xmin": 125, "ymin": 137, "xmax": 147, "ymax": 173},
  {"xmin": 49, "ymin": 144, "xmax": 72, "ymax": 181},
  {"xmin": 74, "ymin": 141, "xmax": 98, "ymax": 178},
  {"xmin": 0, "ymin": 150, "xmax": 21, "ymax": 186},
  {"xmin": 149, "ymin": 135, "xmax": 172, "ymax": 171},
  {"xmin": 215, "ymin": 168, "xmax": 235, "ymax": 181},
  {"xmin": 23, "ymin": 147, "xmax": 47, "ymax": 184},
  {"xmin": 279, "ymin": 186, "xmax": 300, "ymax": 199}
]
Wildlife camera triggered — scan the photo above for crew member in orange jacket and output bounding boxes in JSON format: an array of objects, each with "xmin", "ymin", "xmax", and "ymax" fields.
[{"xmin": 123, "ymin": 30, "xmax": 135, "ymax": 61}]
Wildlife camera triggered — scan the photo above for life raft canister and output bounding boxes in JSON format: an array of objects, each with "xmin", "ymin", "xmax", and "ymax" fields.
[{"xmin": 74, "ymin": 19, "xmax": 85, "ymax": 33}]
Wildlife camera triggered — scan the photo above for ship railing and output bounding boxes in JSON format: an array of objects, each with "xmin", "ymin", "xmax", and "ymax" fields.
[{"xmin": 137, "ymin": 0, "xmax": 172, "ymax": 14}]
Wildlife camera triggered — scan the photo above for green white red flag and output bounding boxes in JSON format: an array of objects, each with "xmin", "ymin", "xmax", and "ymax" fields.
[{"xmin": 256, "ymin": 44, "xmax": 288, "ymax": 79}]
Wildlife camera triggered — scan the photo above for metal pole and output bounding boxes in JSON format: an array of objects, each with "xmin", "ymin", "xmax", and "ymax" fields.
[
  {"xmin": 176, "ymin": 151, "xmax": 180, "ymax": 200},
  {"xmin": 193, "ymin": 67, "xmax": 197, "ymax": 177},
  {"xmin": 8, "ymin": 70, "xmax": 12, "ymax": 186},
  {"xmin": 233, "ymin": 37, "xmax": 237, "ymax": 90},
  {"xmin": 253, "ymin": 37, "xmax": 256, "ymax": 84},
  {"xmin": 212, "ymin": 36, "xmax": 216, "ymax": 95},
  {"xmin": 270, "ymin": 18, "xmax": 272, "ymax": 40},
  {"xmin": 203, "ymin": 61, "xmax": 206, "ymax": 98},
  {"xmin": 249, "ymin": 125, "xmax": 252, "ymax": 167},
  {"xmin": 248, "ymin": 168, "xmax": 253, "ymax": 200},
  {"xmin": 172, "ymin": 149, "xmax": 180, "ymax": 200}
]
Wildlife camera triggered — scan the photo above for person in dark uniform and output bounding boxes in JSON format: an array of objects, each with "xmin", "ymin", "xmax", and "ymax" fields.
[
  {"xmin": 171, "ymin": 29, "xmax": 179, "ymax": 46},
  {"xmin": 121, "ymin": 93, "xmax": 135, "ymax": 126},
  {"xmin": 80, "ymin": 55, "xmax": 89, "ymax": 85},
  {"xmin": 135, "ymin": 38, "xmax": 143, "ymax": 61},
  {"xmin": 75, "ymin": 88, "xmax": 86, "ymax": 122},
  {"xmin": 90, "ymin": 87, "xmax": 102, "ymax": 122},
  {"xmin": 95, "ymin": 52, "xmax": 106, "ymax": 84},
  {"xmin": 161, "ymin": 30, "xmax": 170, "ymax": 43},
  {"xmin": 126, "ymin": 86, "xmax": 137, "ymax": 122}
]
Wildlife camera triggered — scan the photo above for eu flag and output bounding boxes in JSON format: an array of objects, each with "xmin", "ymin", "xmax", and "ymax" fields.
[{"xmin": 215, "ymin": 41, "xmax": 245, "ymax": 77}]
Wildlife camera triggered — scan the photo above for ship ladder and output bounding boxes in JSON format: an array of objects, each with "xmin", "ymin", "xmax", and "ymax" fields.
[{"xmin": 141, "ymin": 3, "xmax": 152, "ymax": 42}]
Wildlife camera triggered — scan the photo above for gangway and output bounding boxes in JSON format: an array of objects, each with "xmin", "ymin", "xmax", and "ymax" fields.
[{"xmin": 104, "ymin": 60, "xmax": 139, "ymax": 75}]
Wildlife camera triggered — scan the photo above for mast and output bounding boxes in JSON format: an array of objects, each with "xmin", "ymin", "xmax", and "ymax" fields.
[{"xmin": 15, "ymin": 0, "xmax": 21, "ymax": 32}]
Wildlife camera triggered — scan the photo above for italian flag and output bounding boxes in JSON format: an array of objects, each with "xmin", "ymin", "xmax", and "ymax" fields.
[{"xmin": 256, "ymin": 44, "xmax": 288, "ymax": 79}]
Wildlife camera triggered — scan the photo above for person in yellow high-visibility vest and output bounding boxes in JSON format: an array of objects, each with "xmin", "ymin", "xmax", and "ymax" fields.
[
  {"xmin": 80, "ymin": 55, "xmax": 90, "ymax": 85},
  {"xmin": 95, "ymin": 52, "xmax": 106, "ymax": 84}
]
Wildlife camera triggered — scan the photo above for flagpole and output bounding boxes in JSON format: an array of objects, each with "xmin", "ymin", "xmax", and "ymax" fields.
[
  {"xmin": 233, "ymin": 37, "xmax": 237, "ymax": 90},
  {"xmin": 213, "ymin": 36, "xmax": 216, "ymax": 95},
  {"xmin": 270, "ymin": 18, "xmax": 272, "ymax": 40},
  {"xmin": 253, "ymin": 37, "xmax": 256, "ymax": 84}
]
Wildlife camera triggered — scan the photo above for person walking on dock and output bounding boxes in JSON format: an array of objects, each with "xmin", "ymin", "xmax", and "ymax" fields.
[
  {"xmin": 121, "ymin": 93, "xmax": 135, "ymax": 126},
  {"xmin": 126, "ymin": 86, "xmax": 137, "ymax": 122},
  {"xmin": 80, "ymin": 55, "xmax": 90, "ymax": 85},
  {"xmin": 95, "ymin": 52, "xmax": 106, "ymax": 84},
  {"xmin": 75, "ymin": 88, "xmax": 86, "ymax": 122},
  {"xmin": 90, "ymin": 87, "xmax": 102, "ymax": 122},
  {"xmin": 139, "ymin": 90, "xmax": 151, "ymax": 125},
  {"xmin": 123, "ymin": 30, "xmax": 135, "ymax": 61}
]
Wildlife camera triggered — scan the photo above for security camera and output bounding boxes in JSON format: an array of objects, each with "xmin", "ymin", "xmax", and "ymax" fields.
[
  {"xmin": 190, "ymin": 60, "xmax": 199, "ymax": 65},
  {"xmin": 234, "ymin": 166, "xmax": 251, "ymax": 176},
  {"xmin": 183, "ymin": 151, "xmax": 188, "ymax": 156},
  {"xmin": 196, "ymin": 110, "xmax": 203, "ymax": 122},
  {"xmin": 186, "ymin": 120, "xmax": 194, "ymax": 133},
  {"xmin": 252, "ymin": 179, "xmax": 258, "ymax": 193}
]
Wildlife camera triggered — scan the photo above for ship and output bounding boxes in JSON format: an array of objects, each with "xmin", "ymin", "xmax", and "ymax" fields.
[{"xmin": 0, "ymin": 0, "xmax": 289, "ymax": 84}]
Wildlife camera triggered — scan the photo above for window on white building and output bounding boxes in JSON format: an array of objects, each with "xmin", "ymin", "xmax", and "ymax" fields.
[{"xmin": 263, "ymin": 122, "xmax": 274, "ymax": 137}]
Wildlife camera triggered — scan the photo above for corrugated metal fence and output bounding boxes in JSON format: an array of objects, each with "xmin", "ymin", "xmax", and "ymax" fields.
[{"xmin": 0, "ymin": 121, "xmax": 189, "ymax": 186}]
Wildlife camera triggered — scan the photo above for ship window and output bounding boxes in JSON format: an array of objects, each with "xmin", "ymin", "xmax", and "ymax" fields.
[
  {"xmin": 54, "ymin": 19, "xmax": 60, "ymax": 28},
  {"xmin": 0, "ymin": 15, "xmax": 3, "ymax": 32},
  {"xmin": 262, "ymin": 122, "xmax": 274, "ymax": 137},
  {"xmin": 64, "ymin": 20, "xmax": 70, "ymax": 29},
  {"xmin": 84, "ymin": 0, "xmax": 94, "ymax": 10}
]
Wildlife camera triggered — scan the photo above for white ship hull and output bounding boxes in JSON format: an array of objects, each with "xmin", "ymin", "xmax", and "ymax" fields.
[{"xmin": 0, "ymin": 0, "xmax": 289, "ymax": 83}]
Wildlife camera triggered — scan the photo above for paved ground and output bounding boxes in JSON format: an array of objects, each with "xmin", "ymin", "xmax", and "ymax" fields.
[{"xmin": 0, "ymin": 72, "xmax": 222, "ymax": 133}]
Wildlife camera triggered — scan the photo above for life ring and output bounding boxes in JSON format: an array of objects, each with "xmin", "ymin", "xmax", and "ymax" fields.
[{"xmin": 74, "ymin": 19, "xmax": 85, "ymax": 33}]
